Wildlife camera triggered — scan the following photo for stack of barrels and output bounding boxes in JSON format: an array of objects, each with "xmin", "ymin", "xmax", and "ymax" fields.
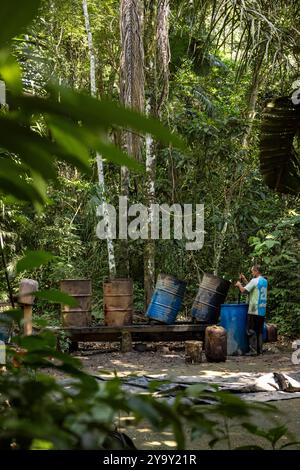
[
  {"xmin": 60, "ymin": 278, "xmax": 134, "ymax": 328},
  {"xmin": 59, "ymin": 273, "xmax": 232, "ymax": 362},
  {"xmin": 145, "ymin": 272, "xmax": 230, "ymax": 362},
  {"xmin": 191, "ymin": 274, "xmax": 231, "ymax": 362}
]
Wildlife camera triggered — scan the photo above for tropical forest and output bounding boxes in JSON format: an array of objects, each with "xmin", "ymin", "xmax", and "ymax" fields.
[{"xmin": 0, "ymin": 0, "xmax": 300, "ymax": 454}]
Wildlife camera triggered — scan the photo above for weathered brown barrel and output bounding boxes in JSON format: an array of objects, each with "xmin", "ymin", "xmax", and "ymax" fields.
[
  {"xmin": 103, "ymin": 278, "xmax": 133, "ymax": 326},
  {"xmin": 192, "ymin": 273, "xmax": 231, "ymax": 324},
  {"xmin": 60, "ymin": 279, "xmax": 92, "ymax": 327},
  {"xmin": 205, "ymin": 325, "xmax": 227, "ymax": 362}
]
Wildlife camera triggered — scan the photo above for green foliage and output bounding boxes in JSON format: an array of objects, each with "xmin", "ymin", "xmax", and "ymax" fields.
[
  {"xmin": 250, "ymin": 212, "xmax": 300, "ymax": 335},
  {"xmin": 0, "ymin": 1, "xmax": 42, "ymax": 45},
  {"xmin": 0, "ymin": 81, "xmax": 185, "ymax": 209},
  {"xmin": 0, "ymin": 327, "xmax": 296, "ymax": 450},
  {"xmin": 0, "ymin": 0, "xmax": 298, "ymax": 329},
  {"xmin": 0, "ymin": 0, "xmax": 299, "ymax": 451},
  {"xmin": 34, "ymin": 289, "xmax": 78, "ymax": 307},
  {"xmin": 0, "ymin": 2, "xmax": 184, "ymax": 210},
  {"xmin": 16, "ymin": 250, "xmax": 55, "ymax": 273}
]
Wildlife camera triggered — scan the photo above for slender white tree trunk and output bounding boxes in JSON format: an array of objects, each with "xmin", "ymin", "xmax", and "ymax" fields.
[
  {"xmin": 82, "ymin": 0, "xmax": 116, "ymax": 277},
  {"xmin": 144, "ymin": 127, "xmax": 156, "ymax": 306}
]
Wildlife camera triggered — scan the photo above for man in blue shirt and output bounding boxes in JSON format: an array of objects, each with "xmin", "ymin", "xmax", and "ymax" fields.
[{"xmin": 235, "ymin": 265, "xmax": 268, "ymax": 355}]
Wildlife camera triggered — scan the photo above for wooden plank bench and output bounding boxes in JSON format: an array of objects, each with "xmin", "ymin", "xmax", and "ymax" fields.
[{"xmin": 49, "ymin": 323, "xmax": 207, "ymax": 352}]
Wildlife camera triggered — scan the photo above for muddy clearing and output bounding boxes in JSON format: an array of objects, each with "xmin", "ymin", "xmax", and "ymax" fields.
[
  {"xmin": 68, "ymin": 338, "xmax": 300, "ymax": 450},
  {"xmin": 74, "ymin": 339, "xmax": 295, "ymax": 376}
]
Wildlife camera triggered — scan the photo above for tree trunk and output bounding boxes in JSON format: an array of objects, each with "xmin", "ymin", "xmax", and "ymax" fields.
[
  {"xmin": 120, "ymin": 0, "xmax": 145, "ymax": 160},
  {"xmin": 82, "ymin": 0, "xmax": 116, "ymax": 278},
  {"xmin": 119, "ymin": 0, "xmax": 145, "ymax": 277},
  {"xmin": 144, "ymin": 131, "xmax": 156, "ymax": 307},
  {"xmin": 242, "ymin": 51, "xmax": 264, "ymax": 148},
  {"xmin": 212, "ymin": 200, "xmax": 231, "ymax": 276},
  {"xmin": 143, "ymin": 0, "xmax": 170, "ymax": 308}
]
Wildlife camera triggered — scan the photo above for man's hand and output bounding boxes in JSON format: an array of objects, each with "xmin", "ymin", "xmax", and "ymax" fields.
[
  {"xmin": 239, "ymin": 273, "xmax": 247, "ymax": 283},
  {"xmin": 235, "ymin": 280, "xmax": 247, "ymax": 293}
]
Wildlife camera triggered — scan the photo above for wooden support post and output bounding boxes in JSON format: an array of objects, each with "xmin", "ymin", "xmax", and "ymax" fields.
[
  {"xmin": 121, "ymin": 330, "xmax": 132, "ymax": 353},
  {"xmin": 23, "ymin": 305, "xmax": 33, "ymax": 336},
  {"xmin": 18, "ymin": 279, "xmax": 38, "ymax": 336},
  {"xmin": 185, "ymin": 340, "xmax": 203, "ymax": 364}
]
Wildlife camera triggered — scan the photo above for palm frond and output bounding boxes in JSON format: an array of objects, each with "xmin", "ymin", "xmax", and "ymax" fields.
[{"xmin": 259, "ymin": 96, "xmax": 300, "ymax": 195}]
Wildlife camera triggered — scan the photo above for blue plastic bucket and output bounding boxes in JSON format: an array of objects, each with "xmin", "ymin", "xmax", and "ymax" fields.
[
  {"xmin": 146, "ymin": 274, "xmax": 186, "ymax": 324},
  {"xmin": 220, "ymin": 303, "xmax": 249, "ymax": 355}
]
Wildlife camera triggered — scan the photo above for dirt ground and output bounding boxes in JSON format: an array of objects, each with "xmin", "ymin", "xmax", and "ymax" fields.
[
  {"xmin": 70, "ymin": 338, "xmax": 300, "ymax": 450},
  {"xmin": 74, "ymin": 339, "xmax": 296, "ymax": 377}
]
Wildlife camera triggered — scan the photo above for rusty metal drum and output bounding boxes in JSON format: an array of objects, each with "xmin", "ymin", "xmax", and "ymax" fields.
[
  {"xmin": 60, "ymin": 279, "xmax": 92, "ymax": 327},
  {"xmin": 191, "ymin": 273, "xmax": 231, "ymax": 324},
  {"xmin": 103, "ymin": 278, "xmax": 133, "ymax": 326},
  {"xmin": 205, "ymin": 325, "xmax": 227, "ymax": 362},
  {"xmin": 266, "ymin": 323, "xmax": 278, "ymax": 343}
]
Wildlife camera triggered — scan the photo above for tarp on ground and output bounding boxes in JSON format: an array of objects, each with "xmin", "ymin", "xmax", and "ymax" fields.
[{"xmin": 93, "ymin": 371, "xmax": 300, "ymax": 403}]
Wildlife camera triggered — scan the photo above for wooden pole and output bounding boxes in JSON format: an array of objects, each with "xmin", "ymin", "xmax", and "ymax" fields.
[
  {"xmin": 23, "ymin": 305, "xmax": 33, "ymax": 336},
  {"xmin": 18, "ymin": 279, "xmax": 38, "ymax": 336}
]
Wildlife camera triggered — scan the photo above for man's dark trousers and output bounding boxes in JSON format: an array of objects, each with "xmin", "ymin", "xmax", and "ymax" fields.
[{"xmin": 247, "ymin": 314, "xmax": 264, "ymax": 354}]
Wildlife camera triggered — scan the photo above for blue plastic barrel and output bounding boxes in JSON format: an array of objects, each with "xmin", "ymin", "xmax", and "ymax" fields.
[
  {"xmin": 146, "ymin": 274, "xmax": 186, "ymax": 324},
  {"xmin": 220, "ymin": 303, "xmax": 249, "ymax": 355}
]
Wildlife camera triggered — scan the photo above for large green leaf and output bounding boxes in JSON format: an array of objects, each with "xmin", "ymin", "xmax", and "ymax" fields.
[
  {"xmin": 0, "ymin": 157, "xmax": 47, "ymax": 204},
  {"xmin": 47, "ymin": 115, "xmax": 142, "ymax": 172},
  {"xmin": 0, "ymin": 116, "xmax": 58, "ymax": 179},
  {"xmin": 82, "ymin": 131, "xmax": 143, "ymax": 171},
  {"xmin": 46, "ymin": 116, "xmax": 90, "ymax": 167},
  {"xmin": 16, "ymin": 250, "xmax": 55, "ymax": 272},
  {"xmin": 11, "ymin": 86, "xmax": 186, "ymax": 150},
  {"xmin": 1, "ymin": 85, "xmax": 186, "ymax": 208},
  {"xmin": 0, "ymin": 176, "xmax": 46, "ymax": 206},
  {"xmin": 56, "ymin": 86, "xmax": 186, "ymax": 150},
  {"xmin": 34, "ymin": 289, "xmax": 78, "ymax": 307},
  {"xmin": 0, "ymin": 0, "xmax": 42, "ymax": 44},
  {"xmin": 259, "ymin": 96, "xmax": 300, "ymax": 195},
  {"xmin": 0, "ymin": 50, "xmax": 22, "ymax": 94}
]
